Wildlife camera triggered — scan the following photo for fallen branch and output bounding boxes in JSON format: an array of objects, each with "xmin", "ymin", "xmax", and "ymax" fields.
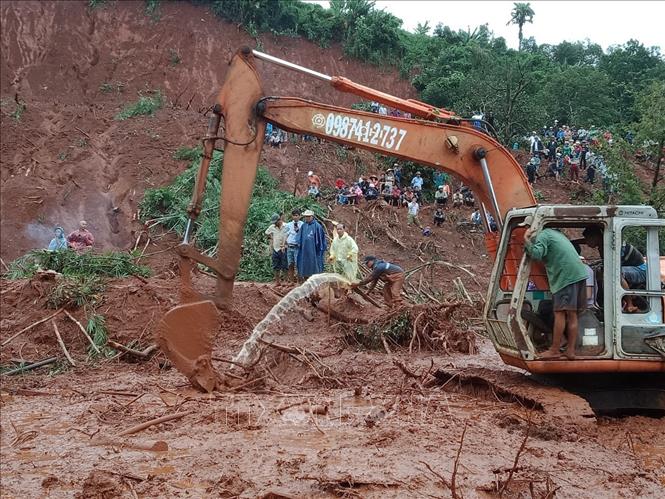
[
  {"xmin": 451, "ymin": 422, "xmax": 468, "ymax": 499},
  {"xmin": 409, "ymin": 311, "xmax": 426, "ymax": 353},
  {"xmin": 64, "ymin": 310, "xmax": 100, "ymax": 354},
  {"xmin": 2, "ymin": 357, "xmax": 58, "ymax": 376},
  {"xmin": 52, "ymin": 320, "xmax": 76, "ymax": 366},
  {"xmin": 108, "ymin": 341, "xmax": 158, "ymax": 359},
  {"xmin": 499, "ymin": 415, "xmax": 532, "ymax": 497},
  {"xmin": 2, "ymin": 308, "xmax": 64, "ymax": 346},
  {"xmin": 117, "ymin": 411, "xmax": 194, "ymax": 437}
]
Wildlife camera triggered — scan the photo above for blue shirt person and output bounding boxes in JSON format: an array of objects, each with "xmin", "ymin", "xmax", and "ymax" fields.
[
  {"xmin": 48, "ymin": 226, "xmax": 68, "ymax": 251},
  {"xmin": 296, "ymin": 210, "xmax": 327, "ymax": 280}
]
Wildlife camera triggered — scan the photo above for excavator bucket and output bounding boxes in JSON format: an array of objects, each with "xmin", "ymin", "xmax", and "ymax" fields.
[
  {"xmin": 156, "ymin": 300, "xmax": 219, "ymax": 392},
  {"xmin": 155, "ymin": 47, "xmax": 266, "ymax": 390}
]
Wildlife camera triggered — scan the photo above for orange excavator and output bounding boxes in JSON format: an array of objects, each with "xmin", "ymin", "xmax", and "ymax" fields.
[{"xmin": 156, "ymin": 48, "xmax": 664, "ymax": 402}]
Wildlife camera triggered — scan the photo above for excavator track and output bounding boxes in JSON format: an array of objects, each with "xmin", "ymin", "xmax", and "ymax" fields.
[{"xmin": 431, "ymin": 366, "xmax": 665, "ymax": 420}]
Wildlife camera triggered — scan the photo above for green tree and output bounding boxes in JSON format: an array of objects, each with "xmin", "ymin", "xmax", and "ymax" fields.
[
  {"xmin": 538, "ymin": 66, "xmax": 618, "ymax": 127},
  {"xmin": 507, "ymin": 2, "xmax": 535, "ymax": 51},
  {"xmin": 599, "ymin": 40, "xmax": 665, "ymax": 122},
  {"xmin": 635, "ymin": 81, "xmax": 665, "ymax": 193}
]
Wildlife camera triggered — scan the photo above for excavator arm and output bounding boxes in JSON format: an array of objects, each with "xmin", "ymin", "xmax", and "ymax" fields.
[{"xmin": 156, "ymin": 47, "xmax": 536, "ymax": 391}]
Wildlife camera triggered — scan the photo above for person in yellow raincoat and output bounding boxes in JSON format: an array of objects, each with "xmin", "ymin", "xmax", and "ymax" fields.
[{"xmin": 328, "ymin": 223, "xmax": 359, "ymax": 282}]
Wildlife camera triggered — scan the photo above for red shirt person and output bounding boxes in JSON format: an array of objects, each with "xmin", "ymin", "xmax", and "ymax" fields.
[{"xmin": 67, "ymin": 220, "xmax": 94, "ymax": 251}]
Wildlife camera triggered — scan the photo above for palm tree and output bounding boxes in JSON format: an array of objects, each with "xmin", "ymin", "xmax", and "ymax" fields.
[{"xmin": 507, "ymin": 3, "xmax": 535, "ymax": 51}]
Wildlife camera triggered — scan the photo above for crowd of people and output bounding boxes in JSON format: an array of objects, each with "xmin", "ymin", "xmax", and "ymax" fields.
[
  {"xmin": 307, "ymin": 165, "xmax": 488, "ymax": 233},
  {"xmin": 522, "ymin": 121, "xmax": 615, "ymax": 187},
  {"xmin": 46, "ymin": 221, "xmax": 95, "ymax": 252}
]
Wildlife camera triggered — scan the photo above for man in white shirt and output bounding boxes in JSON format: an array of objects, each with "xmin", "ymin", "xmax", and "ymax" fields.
[
  {"xmin": 265, "ymin": 213, "xmax": 289, "ymax": 286},
  {"xmin": 284, "ymin": 209, "xmax": 303, "ymax": 282},
  {"xmin": 407, "ymin": 199, "xmax": 421, "ymax": 227}
]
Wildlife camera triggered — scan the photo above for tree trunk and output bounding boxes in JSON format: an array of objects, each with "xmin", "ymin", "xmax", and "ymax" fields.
[
  {"xmin": 651, "ymin": 137, "xmax": 664, "ymax": 190},
  {"xmin": 518, "ymin": 25, "xmax": 523, "ymax": 51}
]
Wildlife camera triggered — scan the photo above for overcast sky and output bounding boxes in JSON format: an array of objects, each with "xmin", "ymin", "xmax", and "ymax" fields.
[{"xmin": 308, "ymin": 1, "xmax": 665, "ymax": 52}]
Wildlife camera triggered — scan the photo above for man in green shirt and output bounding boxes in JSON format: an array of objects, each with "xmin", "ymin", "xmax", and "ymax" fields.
[{"xmin": 522, "ymin": 217, "xmax": 588, "ymax": 359}]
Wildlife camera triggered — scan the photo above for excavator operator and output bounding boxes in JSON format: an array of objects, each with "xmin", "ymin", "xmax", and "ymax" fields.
[{"xmin": 522, "ymin": 217, "xmax": 588, "ymax": 359}]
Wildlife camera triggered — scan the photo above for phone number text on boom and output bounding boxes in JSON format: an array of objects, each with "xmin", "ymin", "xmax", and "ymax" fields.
[{"xmin": 323, "ymin": 113, "xmax": 407, "ymax": 151}]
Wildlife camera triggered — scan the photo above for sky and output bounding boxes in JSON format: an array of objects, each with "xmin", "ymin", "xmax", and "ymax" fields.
[{"xmin": 308, "ymin": 1, "xmax": 665, "ymax": 51}]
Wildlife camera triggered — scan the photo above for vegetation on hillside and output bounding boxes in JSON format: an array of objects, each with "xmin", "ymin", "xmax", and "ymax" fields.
[
  {"xmin": 140, "ymin": 148, "xmax": 324, "ymax": 281},
  {"xmin": 198, "ymin": 0, "xmax": 664, "ymax": 143}
]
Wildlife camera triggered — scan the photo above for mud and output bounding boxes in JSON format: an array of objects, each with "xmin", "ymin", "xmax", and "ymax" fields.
[{"xmin": 2, "ymin": 275, "xmax": 665, "ymax": 498}]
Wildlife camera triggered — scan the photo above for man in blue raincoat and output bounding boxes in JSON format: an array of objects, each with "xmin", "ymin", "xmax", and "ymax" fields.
[
  {"xmin": 48, "ymin": 226, "xmax": 68, "ymax": 251},
  {"xmin": 296, "ymin": 209, "xmax": 327, "ymax": 281}
]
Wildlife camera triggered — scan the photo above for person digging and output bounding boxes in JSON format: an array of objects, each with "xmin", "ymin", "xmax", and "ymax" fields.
[
  {"xmin": 522, "ymin": 216, "xmax": 588, "ymax": 360},
  {"xmin": 351, "ymin": 255, "xmax": 405, "ymax": 308}
]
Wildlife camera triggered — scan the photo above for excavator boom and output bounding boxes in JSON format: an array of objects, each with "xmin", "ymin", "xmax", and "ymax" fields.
[{"xmin": 156, "ymin": 47, "xmax": 536, "ymax": 391}]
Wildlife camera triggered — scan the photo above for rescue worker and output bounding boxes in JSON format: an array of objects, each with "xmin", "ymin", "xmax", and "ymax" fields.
[
  {"xmin": 352, "ymin": 256, "xmax": 405, "ymax": 308},
  {"xmin": 328, "ymin": 223, "xmax": 359, "ymax": 282},
  {"xmin": 264, "ymin": 213, "xmax": 289, "ymax": 286},
  {"xmin": 67, "ymin": 220, "xmax": 94, "ymax": 252},
  {"xmin": 296, "ymin": 209, "xmax": 327, "ymax": 280}
]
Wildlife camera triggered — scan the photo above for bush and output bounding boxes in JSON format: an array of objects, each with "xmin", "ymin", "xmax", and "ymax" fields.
[
  {"xmin": 5, "ymin": 249, "xmax": 151, "ymax": 279},
  {"xmin": 140, "ymin": 151, "xmax": 324, "ymax": 281},
  {"xmin": 47, "ymin": 275, "xmax": 105, "ymax": 309},
  {"xmin": 115, "ymin": 90, "xmax": 164, "ymax": 120}
]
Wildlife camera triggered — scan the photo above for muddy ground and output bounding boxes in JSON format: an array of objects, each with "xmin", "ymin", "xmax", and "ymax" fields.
[{"xmin": 2, "ymin": 276, "xmax": 665, "ymax": 498}]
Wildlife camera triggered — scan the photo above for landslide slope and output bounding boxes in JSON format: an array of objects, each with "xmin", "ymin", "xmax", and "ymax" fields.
[{"xmin": 0, "ymin": 0, "xmax": 415, "ymax": 260}]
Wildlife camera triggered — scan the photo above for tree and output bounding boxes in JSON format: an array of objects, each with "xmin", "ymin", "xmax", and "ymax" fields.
[
  {"xmin": 507, "ymin": 2, "xmax": 535, "ymax": 51},
  {"xmin": 635, "ymin": 81, "xmax": 665, "ymax": 193}
]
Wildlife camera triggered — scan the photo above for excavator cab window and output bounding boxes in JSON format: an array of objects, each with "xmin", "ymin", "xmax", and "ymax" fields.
[{"xmin": 617, "ymin": 224, "xmax": 665, "ymax": 357}]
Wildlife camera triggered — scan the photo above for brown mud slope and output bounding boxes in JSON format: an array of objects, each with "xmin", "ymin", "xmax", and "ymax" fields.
[
  {"xmin": 0, "ymin": 0, "xmax": 415, "ymax": 260},
  {"xmin": 2, "ymin": 277, "xmax": 665, "ymax": 498}
]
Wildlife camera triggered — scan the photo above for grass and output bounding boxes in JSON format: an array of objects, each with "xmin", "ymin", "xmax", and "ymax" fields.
[
  {"xmin": 173, "ymin": 145, "xmax": 202, "ymax": 161},
  {"xmin": 99, "ymin": 81, "xmax": 124, "ymax": 94},
  {"xmin": 115, "ymin": 90, "xmax": 163, "ymax": 120},
  {"xmin": 10, "ymin": 100, "xmax": 26, "ymax": 121},
  {"xmin": 88, "ymin": 0, "xmax": 107, "ymax": 9},
  {"xmin": 140, "ymin": 150, "xmax": 324, "ymax": 281}
]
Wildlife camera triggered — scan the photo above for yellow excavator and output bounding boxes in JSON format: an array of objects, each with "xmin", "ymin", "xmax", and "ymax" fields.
[{"xmin": 156, "ymin": 48, "xmax": 664, "ymax": 408}]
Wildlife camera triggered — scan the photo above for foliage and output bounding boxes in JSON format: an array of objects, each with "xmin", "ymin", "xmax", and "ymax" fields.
[
  {"xmin": 47, "ymin": 275, "xmax": 105, "ymax": 309},
  {"xmin": 173, "ymin": 145, "xmax": 202, "ymax": 161},
  {"xmin": 140, "ymin": 151, "xmax": 324, "ymax": 281},
  {"xmin": 634, "ymin": 81, "xmax": 665, "ymax": 192},
  {"xmin": 507, "ymin": 2, "xmax": 535, "ymax": 51},
  {"xmin": 88, "ymin": 0, "xmax": 107, "ymax": 9},
  {"xmin": 350, "ymin": 312, "xmax": 411, "ymax": 350},
  {"xmin": 115, "ymin": 90, "xmax": 164, "ymax": 120},
  {"xmin": 5, "ymin": 249, "xmax": 151, "ymax": 279},
  {"xmin": 145, "ymin": 0, "xmax": 161, "ymax": 21},
  {"xmin": 86, "ymin": 313, "xmax": 114, "ymax": 357},
  {"xmin": 168, "ymin": 48, "xmax": 181, "ymax": 66},
  {"xmin": 194, "ymin": 1, "xmax": 663, "ymax": 141}
]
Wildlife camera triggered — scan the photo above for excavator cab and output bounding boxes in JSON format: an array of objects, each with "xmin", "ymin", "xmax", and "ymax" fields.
[{"xmin": 485, "ymin": 205, "xmax": 665, "ymax": 374}]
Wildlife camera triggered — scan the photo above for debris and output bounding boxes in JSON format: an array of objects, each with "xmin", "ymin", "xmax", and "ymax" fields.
[
  {"xmin": 107, "ymin": 340, "xmax": 158, "ymax": 359},
  {"xmin": 116, "ymin": 411, "xmax": 194, "ymax": 437},
  {"xmin": 64, "ymin": 310, "xmax": 100, "ymax": 354},
  {"xmin": 2, "ymin": 308, "xmax": 64, "ymax": 346},
  {"xmin": 2, "ymin": 357, "xmax": 58, "ymax": 376},
  {"xmin": 52, "ymin": 319, "xmax": 76, "ymax": 366}
]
